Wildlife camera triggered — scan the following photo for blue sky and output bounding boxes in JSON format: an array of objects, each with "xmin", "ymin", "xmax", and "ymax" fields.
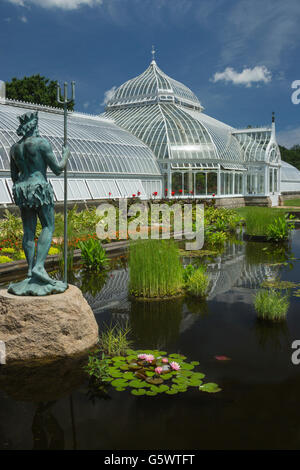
[{"xmin": 1, "ymin": 0, "xmax": 300, "ymax": 147}]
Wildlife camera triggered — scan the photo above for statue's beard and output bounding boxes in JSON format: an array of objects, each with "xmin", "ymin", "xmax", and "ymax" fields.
[{"xmin": 17, "ymin": 120, "xmax": 39, "ymax": 137}]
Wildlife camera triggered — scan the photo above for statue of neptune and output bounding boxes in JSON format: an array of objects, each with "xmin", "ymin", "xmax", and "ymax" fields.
[{"xmin": 8, "ymin": 111, "xmax": 69, "ymax": 296}]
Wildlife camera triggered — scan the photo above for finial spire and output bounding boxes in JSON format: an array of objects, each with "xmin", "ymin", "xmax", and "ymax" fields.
[
  {"xmin": 272, "ymin": 111, "xmax": 275, "ymax": 123},
  {"xmin": 151, "ymin": 45, "xmax": 156, "ymax": 64}
]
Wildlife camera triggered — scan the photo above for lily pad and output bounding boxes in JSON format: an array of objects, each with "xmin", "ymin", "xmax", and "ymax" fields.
[
  {"xmin": 131, "ymin": 389, "xmax": 146, "ymax": 396},
  {"xmin": 200, "ymin": 382, "xmax": 222, "ymax": 393},
  {"xmin": 146, "ymin": 377, "xmax": 164, "ymax": 385},
  {"xmin": 128, "ymin": 380, "xmax": 145, "ymax": 388},
  {"xmin": 111, "ymin": 378, "xmax": 128, "ymax": 388}
]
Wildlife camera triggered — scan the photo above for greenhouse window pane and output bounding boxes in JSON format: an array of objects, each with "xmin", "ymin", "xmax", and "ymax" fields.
[
  {"xmin": 86, "ymin": 179, "xmax": 121, "ymax": 199},
  {"xmin": 0, "ymin": 178, "xmax": 12, "ymax": 203}
]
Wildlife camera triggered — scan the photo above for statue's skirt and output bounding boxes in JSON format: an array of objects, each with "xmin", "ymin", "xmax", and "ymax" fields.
[{"xmin": 13, "ymin": 180, "xmax": 54, "ymax": 209}]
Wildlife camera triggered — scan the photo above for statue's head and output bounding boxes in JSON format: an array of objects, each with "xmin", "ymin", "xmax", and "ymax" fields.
[{"xmin": 17, "ymin": 111, "xmax": 39, "ymax": 137}]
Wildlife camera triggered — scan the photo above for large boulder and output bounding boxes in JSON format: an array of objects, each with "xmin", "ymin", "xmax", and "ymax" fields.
[{"xmin": 0, "ymin": 284, "xmax": 99, "ymax": 364}]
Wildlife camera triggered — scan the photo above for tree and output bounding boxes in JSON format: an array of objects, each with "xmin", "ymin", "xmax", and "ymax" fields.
[
  {"xmin": 279, "ymin": 145, "xmax": 300, "ymax": 171},
  {"xmin": 5, "ymin": 75, "xmax": 74, "ymax": 110}
]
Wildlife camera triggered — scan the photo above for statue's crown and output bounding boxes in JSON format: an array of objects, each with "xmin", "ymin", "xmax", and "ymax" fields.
[{"xmin": 18, "ymin": 111, "xmax": 38, "ymax": 125}]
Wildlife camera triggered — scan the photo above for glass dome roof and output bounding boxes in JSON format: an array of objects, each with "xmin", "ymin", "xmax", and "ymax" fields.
[{"xmin": 106, "ymin": 60, "xmax": 203, "ymax": 111}]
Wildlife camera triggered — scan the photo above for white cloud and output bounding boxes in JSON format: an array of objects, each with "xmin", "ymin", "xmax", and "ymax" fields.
[
  {"xmin": 101, "ymin": 86, "xmax": 116, "ymax": 105},
  {"xmin": 277, "ymin": 127, "xmax": 300, "ymax": 149},
  {"xmin": 6, "ymin": 0, "xmax": 103, "ymax": 9},
  {"xmin": 211, "ymin": 66, "xmax": 272, "ymax": 87},
  {"xmin": 19, "ymin": 15, "xmax": 28, "ymax": 22},
  {"xmin": 83, "ymin": 101, "xmax": 90, "ymax": 109}
]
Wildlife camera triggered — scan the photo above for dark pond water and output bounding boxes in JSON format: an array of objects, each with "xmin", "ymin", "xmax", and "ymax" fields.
[{"xmin": 1, "ymin": 231, "xmax": 300, "ymax": 450}]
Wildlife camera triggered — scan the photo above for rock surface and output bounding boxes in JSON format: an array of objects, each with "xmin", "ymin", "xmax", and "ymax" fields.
[{"xmin": 0, "ymin": 284, "xmax": 99, "ymax": 363}]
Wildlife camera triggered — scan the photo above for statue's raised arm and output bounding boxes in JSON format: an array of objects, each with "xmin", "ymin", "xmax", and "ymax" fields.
[{"xmin": 40, "ymin": 139, "xmax": 70, "ymax": 176}]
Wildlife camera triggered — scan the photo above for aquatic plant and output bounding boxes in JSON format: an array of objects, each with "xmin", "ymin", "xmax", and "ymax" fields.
[
  {"xmin": 85, "ymin": 348, "xmax": 222, "ymax": 397},
  {"xmin": 266, "ymin": 214, "xmax": 295, "ymax": 241},
  {"xmin": 205, "ymin": 230, "xmax": 228, "ymax": 247},
  {"xmin": 237, "ymin": 207, "xmax": 284, "ymax": 237},
  {"xmin": 186, "ymin": 266, "xmax": 210, "ymax": 298},
  {"xmin": 254, "ymin": 289, "xmax": 290, "ymax": 321},
  {"xmin": 99, "ymin": 322, "xmax": 133, "ymax": 357},
  {"xmin": 129, "ymin": 239, "xmax": 183, "ymax": 298},
  {"xmin": 78, "ymin": 238, "xmax": 109, "ymax": 271}
]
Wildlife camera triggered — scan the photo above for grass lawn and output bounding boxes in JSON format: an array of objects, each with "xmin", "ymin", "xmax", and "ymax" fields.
[{"xmin": 283, "ymin": 198, "xmax": 300, "ymax": 207}]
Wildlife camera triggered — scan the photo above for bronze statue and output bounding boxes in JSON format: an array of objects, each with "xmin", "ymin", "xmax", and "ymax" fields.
[{"xmin": 8, "ymin": 111, "xmax": 69, "ymax": 296}]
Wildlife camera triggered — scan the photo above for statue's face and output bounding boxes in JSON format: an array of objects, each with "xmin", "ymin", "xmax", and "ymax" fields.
[{"xmin": 17, "ymin": 118, "xmax": 38, "ymax": 137}]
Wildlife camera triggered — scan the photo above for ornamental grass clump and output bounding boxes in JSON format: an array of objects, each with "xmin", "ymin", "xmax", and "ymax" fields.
[
  {"xmin": 186, "ymin": 265, "xmax": 210, "ymax": 298},
  {"xmin": 129, "ymin": 239, "xmax": 183, "ymax": 298},
  {"xmin": 254, "ymin": 289, "xmax": 290, "ymax": 321},
  {"xmin": 241, "ymin": 207, "xmax": 280, "ymax": 237},
  {"xmin": 99, "ymin": 322, "xmax": 132, "ymax": 356}
]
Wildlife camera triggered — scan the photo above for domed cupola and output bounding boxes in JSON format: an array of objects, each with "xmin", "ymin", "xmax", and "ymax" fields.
[{"xmin": 106, "ymin": 51, "xmax": 203, "ymax": 112}]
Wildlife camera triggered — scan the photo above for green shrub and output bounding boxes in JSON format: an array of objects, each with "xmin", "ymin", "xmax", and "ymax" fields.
[
  {"xmin": 187, "ymin": 266, "xmax": 210, "ymax": 297},
  {"xmin": 254, "ymin": 289, "xmax": 290, "ymax": 321},
  {"xmin": 78, "ymin": 238, "xmax": 109, "ymax": 271},
  {"xmin": 206, "ymin": 230, "xmax": 227, "ymax": 246},
  {"xmin": 129, "ymin": 239, "xmax": 183, "ymax": 298}
]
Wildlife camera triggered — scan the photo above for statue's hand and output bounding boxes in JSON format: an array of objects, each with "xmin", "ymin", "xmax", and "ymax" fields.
[{"xmin": 63, "ymin": 145, "xmax": 70, "ymax": 159}]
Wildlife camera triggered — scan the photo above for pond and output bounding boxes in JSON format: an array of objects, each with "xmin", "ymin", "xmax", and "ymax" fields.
[{"xmin": 1, "ymin": 230, "xmax": 300, "ymax": 450}]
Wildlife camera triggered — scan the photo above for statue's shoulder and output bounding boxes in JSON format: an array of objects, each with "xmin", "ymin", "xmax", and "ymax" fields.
[{"xmin": 38, "ymin": 137, "xmax": 51, "ymax": 150}]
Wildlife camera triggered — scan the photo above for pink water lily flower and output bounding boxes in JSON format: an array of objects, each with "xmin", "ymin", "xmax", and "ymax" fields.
[
  {"xmin": 145, "ymin": 354, "xmax": 155, "ymax": 363},
  {"xmin": 162, "ymin": 358, "xmax": 169, "ymax": 364},
  {"xmin": 155, "ymin": 366, "xmax": 163, "ymax": 375},
  {"xmin": 138, "ymin": 354, "xmax": 147, "ymax": 360},
  {"xmin": 170, "ymin": 361, "xmax": 180, "ymax": 371}
]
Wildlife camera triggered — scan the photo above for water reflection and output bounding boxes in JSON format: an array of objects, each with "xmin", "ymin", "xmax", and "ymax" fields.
[
  {"xmin": 130, "ymin": 298, "xmax": 183, "ymax": 350},
  {"xmin": 254, "ymin": 319, "xmax": 290, "ymax": 352}
]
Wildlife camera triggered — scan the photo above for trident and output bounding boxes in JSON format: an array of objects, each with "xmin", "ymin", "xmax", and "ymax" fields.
[{"xmin": 56, "ymin": 81, "xmax": 75, "ymax": 285}]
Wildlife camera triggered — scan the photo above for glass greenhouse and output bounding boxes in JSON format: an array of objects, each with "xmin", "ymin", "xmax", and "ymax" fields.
[
  {"xmin": 104, "ymin": 58, "xmax": 286, "ymax": 201},
  {"xmin": 0, "ymin": 99, "xmax": 162, "ymax": 204},
  {"xmin": 0, "ymin": 57, "xmax": 299, "ymax": 206}
]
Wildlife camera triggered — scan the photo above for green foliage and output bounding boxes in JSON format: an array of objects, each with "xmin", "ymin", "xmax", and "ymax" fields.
[
  {"xmin": 279, "ymin": 145, "xmax": 300, "ymax": 171},
  {"xmin": 129, "ymin": 239, "xmax": 183, "ymax": 298},
  {"xmin": 266, "ymin": 214, "xmax": 295, "ymax": 241},
  {"xmin": 99, "ymin": 323, "xmax": 132, "ymax": 357},
  {"xmin": 204, "ymin": 207, "xmax": 243, "ymax": 232},
  {"xmin": 238, "ymin": 207, "xmax": 285, "ymax": 236},
  {"xmin": 86, "ymin": 348, "xmax": 221, "ymax": 397},
  {"xmin": 254, "ymin": 289, "xmax": 290, "ymax": 321},
  {"xmin": 0, "ymin": 255, "xmax": 13, "ymax": 263},
  {"xmin": 78, "ymin": 238, "xmax": 109, "ymax": 271},
  {"xmin": 206, "ymin": 230, "xmax": 228, "ymax": 247},
  {"xmin": 186, "ymin": 266, "xmax": 210, "ymax": 297},
  {"xmin": 283, "ymin": 198, "xmax": 300, "ymax": 207},
  {"xmin": 6, "ymin": 75, "xmax": 74, "ymax": 110},
  {"xmin": 183, "ymin": 264, "xmax": 196, "ymax": 283},
  {"xmin": 0, "ymin": 209, "xmax": 23, "ymax": 244}
]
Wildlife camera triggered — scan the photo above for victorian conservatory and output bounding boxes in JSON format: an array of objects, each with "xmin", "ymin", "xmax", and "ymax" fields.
[{"xmin": 0, "ymin": 57, "xmax": 299, "ymax": 206}]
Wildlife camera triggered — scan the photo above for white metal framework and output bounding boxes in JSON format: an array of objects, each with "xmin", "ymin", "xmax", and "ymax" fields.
[
  {"xmin": 0, "ymin": 58, "xmax": 299, "ymax": 205},
  {"xmin": 104, "ymin": 59, "xmax": 284, "ymax": 199},
  {"xmin": 0, "ymin": 99, "xmax": 162, "ymax": 203}
]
